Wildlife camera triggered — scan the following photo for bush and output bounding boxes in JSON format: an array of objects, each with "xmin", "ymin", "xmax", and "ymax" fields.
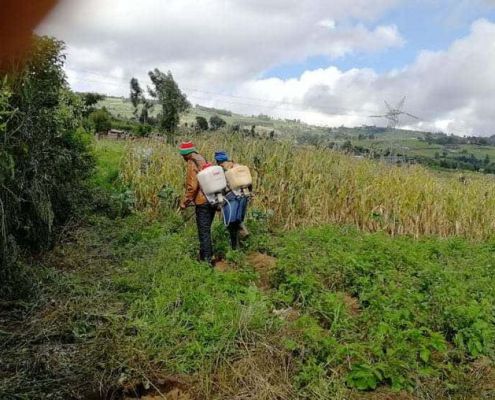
[
  {"xmin": 0, "ymin": 36, "xmax": 95, "ymax": 298},
  {"xmin": 210, "ymin": 115, "xmax": 226, "ymax": 130},
  {"xmin": 89, "ymin": 107, "xmax": 112, "ymax": 133},
  {"xmin": 132, "ymin": 123, "xmax": 152, "ymax": 137},
  {"xmin": 195, "ymin": 116, "xmax": 208, "ymax": 131},
  {"xmin": 110, "ymin": 119, "xmax": 135, "ymax": 132}
]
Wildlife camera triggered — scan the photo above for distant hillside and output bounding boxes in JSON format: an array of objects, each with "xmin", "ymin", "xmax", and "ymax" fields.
[
  {"xmin": 98, "ymin": 96, "xmax": 310, "ymax": 136},
  {"xmin": 98, "ymin": 96, "xmax": 495, "ymax": 173},
  {"xmin": 98, "ymin": 96, "xmax": 426, "ymax": 137}
]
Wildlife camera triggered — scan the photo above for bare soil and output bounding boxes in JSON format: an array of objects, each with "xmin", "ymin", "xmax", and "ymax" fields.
[
  {"xmin": 123, "ymin": 376, "xmax": 192, "ymax": 400},
  {"xmin": 343, "ymin": 293, "xmax": 361, "ymax": 316},
  {"xmin": 246, "ymin": 252, "xmax": 277, "ymax": 290}
]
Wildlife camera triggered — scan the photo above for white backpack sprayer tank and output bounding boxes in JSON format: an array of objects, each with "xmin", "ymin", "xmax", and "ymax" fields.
[
  {"xmin": 197, "ymin": 165, "xmax": 227, "ymax": 204},
  {"xmin": 225, "ymin": 165, "xmax": 253, "ymax": 196}
]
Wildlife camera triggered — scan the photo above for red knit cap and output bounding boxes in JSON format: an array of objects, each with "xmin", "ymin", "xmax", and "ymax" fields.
[{"xmin": 178, "ymin": 141, "xmax": 196, "ymax": 155}]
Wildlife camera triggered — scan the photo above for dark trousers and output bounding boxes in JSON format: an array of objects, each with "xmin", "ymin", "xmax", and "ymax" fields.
[
  {"xmin": 195, "ymin": 204, "xmax": 216, "ymax": 263},
  {"xmin": 227, "ymin": 221, "xmax": 241, "ymax": 249}
]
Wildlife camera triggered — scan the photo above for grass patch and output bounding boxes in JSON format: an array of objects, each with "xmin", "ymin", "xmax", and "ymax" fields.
[
  {"xmin": 3, "ymin": 212, "xmax": 494, "ymax": 399},
  {"xmin": 90, "ymin": 139, "xmax": 126, "ymax": 190},
  {"xmin": 2, "ymin": 138, "xmax": 494, "ymax": 399},
  {"xmin": 271, "ymin": 226, "xmax": 495, "ymax": 397}
]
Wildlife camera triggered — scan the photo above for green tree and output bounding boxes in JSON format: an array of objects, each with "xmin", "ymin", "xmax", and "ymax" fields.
[
  {"xmin": 129, "ymin": 77, "xmax": 143, "ymax": 117},
  {"xmin": 250, "ymin": 124, "xmax": 256, "ymax": 137},
  {"xmin": 342, "ymin": 140, "xmax": 353, "ymax": 152},
  {"xmin": 209, "ymin": 115, "xmax": 226, "ymax": 130},
  {"xmin": 132, "ymin": 123, "xmax": 152, "ymax": 137},
  {"xmin": 89, "ymin": 107, "xmax": 112, "ymax": 133},
  {"xmin": 195, "ymin": 116, "xmax": 208, "ymax": 131},
  {"xmin": 140, "ymin": 99, "xmax": 154, "ymax": 125},
  {"xmin": 148, "ymin": 69, "xmax": 189, "ymax": 142},
  {"xmin": 130, "ymin": 78, "xmax": 154, "ymax": 126},
  {"xmin": 1, "ymin": 36, "xmax": 94, "ymax": 297},
  {"xmin": 79, "ymin": 92, "xmax": 105, "ymax": 117}
]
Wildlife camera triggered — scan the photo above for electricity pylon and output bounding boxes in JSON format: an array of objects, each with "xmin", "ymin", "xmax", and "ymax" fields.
[{"xmin": 369, "ymin": 97, "xmax": 419, "ymax": 128}]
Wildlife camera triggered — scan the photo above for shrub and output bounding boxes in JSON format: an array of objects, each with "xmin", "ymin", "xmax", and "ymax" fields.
[
  {"xmin": 210, "ymin": 115, "xmax": 226, "ymax": 130},
  {"xmin": 89, "ymin": 107, "xmax": 112, "ymax": 133},
  {"xmin": 195, "ymin": 116, "xmax": 208, "ymax": 131},
  {"xmin": 132, "ymin": 123, "xmax": 152, "ymax": 137},
  {"xmin": 274, "ymin": 226, "xmax": 495, "ymax": 393},
  {"xmin": 0, "ymin": 36, "xmax": 95, "ymax": 298}
]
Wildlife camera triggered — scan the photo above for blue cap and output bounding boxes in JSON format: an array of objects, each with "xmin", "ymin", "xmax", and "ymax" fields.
[{"xmin": 214, "ymin": 151, "xmax": 229, "ymax": 163}]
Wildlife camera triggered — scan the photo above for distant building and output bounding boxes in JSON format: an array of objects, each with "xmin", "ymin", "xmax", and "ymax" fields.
[{"xmin": 96, "ymin": 129, "xmax": 128, "ymax": 140}]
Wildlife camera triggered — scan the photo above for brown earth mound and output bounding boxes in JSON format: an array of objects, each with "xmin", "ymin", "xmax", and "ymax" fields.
[
  {"xmin": 246, "ymin": 252, "xmax": 277, "ymax": 290},
  {"xmin": 123, "ymin": 376, "xmax": 192, "ymax": 400},
  {"xmin": 343, "ymin": 293, "xmax": 361, "ymax": 316},
  {"xmin": 213, "ymin": 259, "xmax": 230, "ymax": 272}
]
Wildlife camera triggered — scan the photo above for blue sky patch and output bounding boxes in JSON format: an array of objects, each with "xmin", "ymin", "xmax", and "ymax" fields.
[{"xmin": 263, "ymin": 0, "xmax": 495, "ymax": 78}]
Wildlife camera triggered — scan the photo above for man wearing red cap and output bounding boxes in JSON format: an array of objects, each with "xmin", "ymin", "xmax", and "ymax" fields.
[{"xmin": 179, "ymin": 141, "xmax": 216, "ymax": 264}]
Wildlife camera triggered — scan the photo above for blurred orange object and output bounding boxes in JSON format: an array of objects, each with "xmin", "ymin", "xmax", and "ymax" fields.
[{"xmin": 0, "ymin": 0, "xmax": 58, "ymax": 70}]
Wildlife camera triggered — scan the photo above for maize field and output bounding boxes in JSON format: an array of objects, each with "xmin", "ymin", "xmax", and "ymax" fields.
[{"xmin": 121, "ymin": 134, "xmax": 495, "ymax": 239}]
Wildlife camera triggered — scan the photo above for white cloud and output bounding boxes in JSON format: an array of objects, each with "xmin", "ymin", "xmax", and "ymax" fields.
[
  {"xmin": 37, "ymin": 0, "xmax": 402, "ymax": 94},
  {"xmin": 36, "ymin": 1, "xmax": 495, "ymax": 135},
  {"xmin": 318, "ymin": 19, "xmax": 336, "ymax": 29},
  {"xmin": 238, "ymin": 19, "xmax": 495, "ymax": 135}
]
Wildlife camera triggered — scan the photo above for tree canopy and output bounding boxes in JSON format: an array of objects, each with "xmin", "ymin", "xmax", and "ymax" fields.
[
  {"xmin": 148, "ymin": 69, "xmax": 190, "ymax": 141},
  {"xmin": 89, "ymin": 107, "xmax": 112, "ymax": 132},
  {"xmin": 195, "ymin": 116, "xmax": 208, "ymax": 131},
  {"xmin": 210, "ymin": 115, "xmax": 227, "ymax": 130}
]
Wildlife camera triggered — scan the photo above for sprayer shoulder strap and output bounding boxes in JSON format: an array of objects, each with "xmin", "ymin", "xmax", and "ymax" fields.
[
  {"xmin": 190, "ymin": 156, "xmax": 208, "ymax": 199},
  {"xmin": 191, "ymin": 158, "xmax": 200, "ymax": 171},
  {"xmin": 190, "ymin": 155, "xmax": 206, "ymax": 171}
]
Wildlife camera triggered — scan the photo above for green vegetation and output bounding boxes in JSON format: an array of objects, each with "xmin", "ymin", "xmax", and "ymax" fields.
[
  {"xmin": 147, "ymin": 69, "xmax": 190, "ymax": 141},
  {"xmin": 2, "ymin": 137, "xmax": 495, "ymax": 399},
  {"xmin": 209, "ymin": 114, "xmax": 227, "ymax": 130},
  {"xmin": 97, "ymin": 95, "xmax": 495, "ymax": 175},
  {"xmin": 89, "ymin": 107, "xmax": 112, "ymax": 132},
  {"xmin": 299, "ymin": 127, "xmax": 495, "ymax": 174},
  {"xmin": 121, "ymin": 134, "xmax": 495, "ymax": 239},
  {"xmin": 195, "ymin": 115, "xmax": 209, "ymax": 131},
  {"xmin": 129, "ymin": 77, "xmax": 154, "ymax": 126},
  {"xmin": 2, "ymin": 35, "xmax": 495, "ymax": 400},
  {"xmin": 80, "ymin": 91, "xmax": 106, "ymax": 117},
  {"xmin": 0, "ymin": 36, "xmax": 94, "ymax": 299},
  {"xmin": 272, "ymin": 226, "xmax": 495, "ymax": 395},
  {"xmin": 97, "ymin": 96, "xmax": 307, "ymax": 136}
]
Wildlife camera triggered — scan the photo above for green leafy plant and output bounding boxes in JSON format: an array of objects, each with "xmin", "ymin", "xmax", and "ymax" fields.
[{"xmin": 0, "ymin": 36, "xmax": 94, "ymax": 298}]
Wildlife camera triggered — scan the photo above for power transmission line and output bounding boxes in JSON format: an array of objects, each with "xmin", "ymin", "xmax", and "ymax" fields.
[
  {"xmin": 75, "ymin": 69, "xmax": 438, "ymax": 130},
  {"xmin": 69, "ymin": 68, "xmax": 382, "ymax": 117}
]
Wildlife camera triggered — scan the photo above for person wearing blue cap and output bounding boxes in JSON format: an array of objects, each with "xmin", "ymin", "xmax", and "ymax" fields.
[
  {"xmin": 215, "ymin": 151, "xmax": 250, "ymax": 249},
  {"xmin": 214, "ymin": 150, "xmax": 229, "ymax": 164}
]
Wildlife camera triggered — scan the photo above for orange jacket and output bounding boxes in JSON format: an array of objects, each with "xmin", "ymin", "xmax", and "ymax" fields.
[{"xmin": 182, "ymin": 153, "xmax": 208, "ymax": 206}]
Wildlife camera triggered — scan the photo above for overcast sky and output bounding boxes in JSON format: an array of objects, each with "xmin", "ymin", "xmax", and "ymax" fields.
[{"xmin": 37, "ymin": 0, "xmax": 495, "ymax": 135}]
